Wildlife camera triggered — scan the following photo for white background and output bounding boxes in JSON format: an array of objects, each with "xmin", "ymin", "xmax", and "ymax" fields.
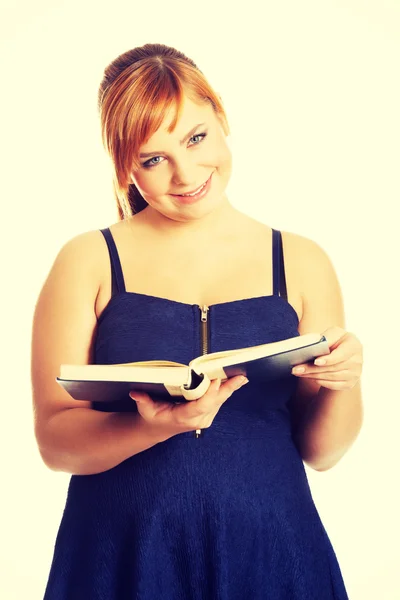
[{"xmin": 1, "ymin": 1, "xmax": 399, "ymax": 598}]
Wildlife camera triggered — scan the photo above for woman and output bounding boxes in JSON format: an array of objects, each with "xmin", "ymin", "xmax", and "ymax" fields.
[{"xmin": 32, "ymin": 43, "xmax": 364, "ymax": 599}]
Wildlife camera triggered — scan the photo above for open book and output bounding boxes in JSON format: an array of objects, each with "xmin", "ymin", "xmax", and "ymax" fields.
[{"xmin": 56, "ymin": 333, "xmax": 329, "ymax": 404}]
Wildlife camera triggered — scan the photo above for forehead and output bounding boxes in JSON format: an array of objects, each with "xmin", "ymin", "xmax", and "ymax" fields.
[{"xmin": 146, "ymin": 95, "xmax": 215, "ymax": 144}]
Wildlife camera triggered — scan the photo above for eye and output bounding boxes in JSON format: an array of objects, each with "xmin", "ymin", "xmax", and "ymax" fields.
[{"xmin": 141, "ymin": 132, "xmax": 208, "ymax": 169}]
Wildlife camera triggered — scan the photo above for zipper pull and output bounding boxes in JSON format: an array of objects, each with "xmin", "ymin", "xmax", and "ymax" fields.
[
  {"xmin": 200, "ymin": 305, "xmax": 209, "ymax": 321},
  {"xmin": 195, "ymin": 429, "xmax": 202, "ymax": 438}
]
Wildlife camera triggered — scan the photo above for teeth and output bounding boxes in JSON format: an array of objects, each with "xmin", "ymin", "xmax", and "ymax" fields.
[{"xmin": 180, "ymin": 181, "xmax": 206, "ymax": 197}]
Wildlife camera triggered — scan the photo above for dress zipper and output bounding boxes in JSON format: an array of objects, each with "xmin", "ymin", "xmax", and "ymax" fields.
[{"xmin": 195, "ymin": 304, "xmax": 209, "ymax": 438}]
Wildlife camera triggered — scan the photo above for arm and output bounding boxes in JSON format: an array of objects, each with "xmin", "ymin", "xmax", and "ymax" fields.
[
  {"xmin": 31, "ymin": 231, "xmax": 169, "ymax": 476},
  {"xmin": 39, "ymin": 407, "xmax": 169, "ymax": 476},
  {"xmin": 292, "ymin": 380, "xmax": 363, "ymax": 472},
  {"xmin": 287, "ymin": 234, "xmax": 364, "ymax": 472}
]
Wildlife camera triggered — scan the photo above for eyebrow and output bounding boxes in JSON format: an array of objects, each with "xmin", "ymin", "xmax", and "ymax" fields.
[{"xmin": 139, "ymin": 123, "xmax": 206, "ymax": 158}]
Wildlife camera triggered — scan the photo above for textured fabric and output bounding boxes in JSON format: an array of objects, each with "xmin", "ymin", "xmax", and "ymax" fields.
[{"xmin": 43, "ymin": 228, "xmax": 349, "ymax": 600}]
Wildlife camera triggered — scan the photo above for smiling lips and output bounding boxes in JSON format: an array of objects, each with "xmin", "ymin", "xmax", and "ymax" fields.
[{"xmin": 171, "ymin": 174, "xmax": 211, "ymax": 196}]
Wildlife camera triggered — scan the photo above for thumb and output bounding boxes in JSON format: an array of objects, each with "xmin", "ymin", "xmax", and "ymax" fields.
[
  {"xmin": 129, "ymin": 391, "xmax": 144, "ymax": 403},
  {"xmin": 129, "ymin": 390, "xmax": 156, "ymax": 405}
]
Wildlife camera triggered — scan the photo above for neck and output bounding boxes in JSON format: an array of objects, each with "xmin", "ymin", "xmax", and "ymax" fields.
[{"xmin": 134, "ymin": 197, "xmax": 244, "ymax": 242}]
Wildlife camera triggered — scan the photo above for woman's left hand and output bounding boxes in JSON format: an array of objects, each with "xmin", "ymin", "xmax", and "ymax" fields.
[{"xmin": 291, "ymin": 326, "xmax": 363, "ymax": 391}]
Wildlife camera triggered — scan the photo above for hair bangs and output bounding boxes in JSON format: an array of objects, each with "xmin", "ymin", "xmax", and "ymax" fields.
[{"xmin": 126, "ymin": 71, "xmax": 188, "ymax": 173}]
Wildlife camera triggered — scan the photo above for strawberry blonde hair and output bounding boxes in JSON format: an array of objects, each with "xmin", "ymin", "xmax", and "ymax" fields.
[{"xmin": 97, "ymin": 43, "xmax": 230, "ymax": 220}]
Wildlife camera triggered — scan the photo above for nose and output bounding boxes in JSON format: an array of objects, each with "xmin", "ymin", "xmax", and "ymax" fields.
[{"xmin": 171, "ymin": 159, "xmax": 201, "ymax": 187}]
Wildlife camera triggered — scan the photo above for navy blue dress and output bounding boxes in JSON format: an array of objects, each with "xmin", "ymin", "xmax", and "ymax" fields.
[{"xmin": 43, "ymin": 227, "xmax": 349, "ymax": 599}]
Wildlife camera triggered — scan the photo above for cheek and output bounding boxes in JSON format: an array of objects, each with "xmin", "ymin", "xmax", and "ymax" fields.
[
  {"xmin": 215, "ymin": 143, "xmax": 232, "ymax": 177},
  {"xmin": 134, "ymin": 173, "xmax": 164, "ymax": 195},
  {"xmin": 207, "ymin": 138, "xmax": 232, "ymax": 171}
]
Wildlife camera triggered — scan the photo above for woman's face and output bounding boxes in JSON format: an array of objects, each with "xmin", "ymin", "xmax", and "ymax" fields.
[{"xmin": 129, "ymin": 94, "xmax": 232, "ymax": 222}]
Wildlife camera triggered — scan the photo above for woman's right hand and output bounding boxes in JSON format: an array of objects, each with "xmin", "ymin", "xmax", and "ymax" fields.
[{"xmin": 129, "ymin": 376, "xmax": 249, "ymax": 438}]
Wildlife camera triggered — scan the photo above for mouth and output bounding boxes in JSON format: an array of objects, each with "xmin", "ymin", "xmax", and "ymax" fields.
[{"xmin": 170, "ymin": 173, "xmax": 212, "ymax": 198}]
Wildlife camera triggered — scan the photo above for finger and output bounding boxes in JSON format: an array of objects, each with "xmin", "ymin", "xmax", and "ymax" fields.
[
  {"xmin": 295, "ymin": 369, "xmax": 349, "ymax": 380},
  {"xmin": 220, "ymin": 376, "xmax": 249, "ymax": 397},
  {"xmin": 194, "ymin": 377, "xmax": 223, "ymax": 411},
  {"xmin": 293, "ymin": 360, "xmax": 349, "ymax": 374},
  {"xmin": 196, "ymin": 376, "xmax": 247, "ymax": 412},
  {"xmin": 314, "ymin": 346, "xmax": 352, "ymax": 366},
  {"xmin": 129, "ymin": 390, "xmax": 151, "ymax": 402},
  {"xmin": 129, "ymin": 391, "xmax": 170, "ymax": 419}
]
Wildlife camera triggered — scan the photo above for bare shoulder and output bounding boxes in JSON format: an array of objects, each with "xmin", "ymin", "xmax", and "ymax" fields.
[
  {"xmin": 280, "ymin": 229, "xmax": 342, "ymax": 295},
  {"xmin": 58, "ymin": 228, "xmax": 110, "ymax": 263},
  {"xmin": 56, "ymin": 227, "xmax": 116, "ymax": 288},
  {"xmin": 280, "ymin": 228, "xmax": 324, "ymax": 255},
  {"xmin": 245, "ymin": 218, "xmax": 318, "ymax": 251},
  {"xmin": 279, "ymin": 228, "xmax": 336, "ymax": 283},
  {"xmin": 287, "ymin": 228, "xmax": 332, "ymax": 252}
]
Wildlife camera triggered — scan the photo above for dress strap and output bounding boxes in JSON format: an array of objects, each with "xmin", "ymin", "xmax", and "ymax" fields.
[
  {"xmin": 99, "ymin": 228, "xmax": 126, "ymax": 296},
  {"xmin": 271, "ymin": 228, "xmax": 288, "ymax": 301}
]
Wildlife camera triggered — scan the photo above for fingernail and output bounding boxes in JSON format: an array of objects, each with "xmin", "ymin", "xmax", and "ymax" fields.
[
  {"xmin": 315, "ymin": 358, "xmax": 326, "ymax": 366},
  {"xmin": 240, "ymin": 377, "xmax": 249, "ymax": 385}
]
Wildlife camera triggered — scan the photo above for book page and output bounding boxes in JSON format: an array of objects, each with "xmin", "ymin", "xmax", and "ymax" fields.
[{"xmin": 111, "ymin": 360, "xmax": 187, "ymax": 368}]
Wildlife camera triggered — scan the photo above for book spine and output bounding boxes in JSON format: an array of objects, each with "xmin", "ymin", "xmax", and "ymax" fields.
[{"xmin": 181, "ymin": 372, "xmax": 211, "ymax": 401}]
